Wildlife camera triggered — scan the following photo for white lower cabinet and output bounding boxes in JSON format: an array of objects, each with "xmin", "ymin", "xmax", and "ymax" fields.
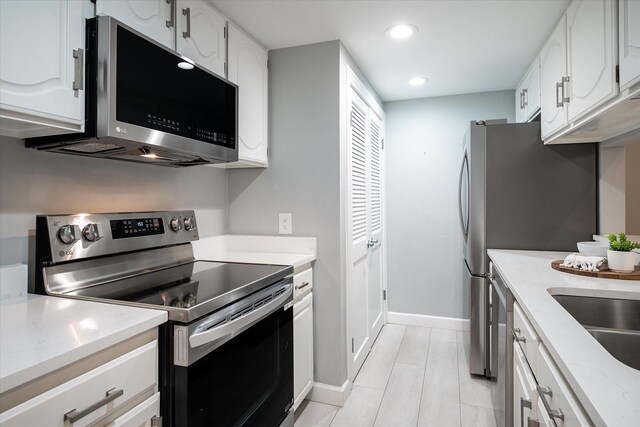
[
  {"xmin": 512, "ymin": 305, "xmax": 592, "ymax": 427},
  {"xmin": 293, "ymin": 269, "xmax": 314, "ymax": 411},
  {"xmin": 107, "ymin": 393, "xmax": 161, "ymax": 427},
  {"xmin": 0, "ymin": 340, "xmax": 158, "ymax": 427}
]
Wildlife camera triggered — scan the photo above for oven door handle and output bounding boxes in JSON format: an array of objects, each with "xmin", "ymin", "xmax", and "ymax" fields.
[{"xmin": 189, "ymin": 286, "xmax": 292, "ymax": 348}]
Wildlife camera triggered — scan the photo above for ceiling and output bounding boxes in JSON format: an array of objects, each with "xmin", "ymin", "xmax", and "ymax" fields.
[{"xmin": 210, "ymin": 0, "xmax": 570, "ymax": 102}]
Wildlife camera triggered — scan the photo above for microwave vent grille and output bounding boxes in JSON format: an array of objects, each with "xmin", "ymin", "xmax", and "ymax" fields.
[{"xmin": 61, "ymin": 142, "xmax": 124, "ymax": 154}]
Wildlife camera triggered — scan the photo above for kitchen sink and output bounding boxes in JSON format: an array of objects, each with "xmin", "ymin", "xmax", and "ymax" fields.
[{"xmin": 551, "ymin": 294, "xmax": 640, "ymax": 371}]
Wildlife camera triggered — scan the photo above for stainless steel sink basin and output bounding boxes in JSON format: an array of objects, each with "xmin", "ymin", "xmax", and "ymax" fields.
[{"xmin": 552, "ymin": 295, "xmax": 640, "ymax": 370}]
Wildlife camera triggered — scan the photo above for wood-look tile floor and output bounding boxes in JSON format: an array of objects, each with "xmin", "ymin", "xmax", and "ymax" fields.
[{"xmin": 294, "ymin": 324, "xmax": 498, "ymax": 427}]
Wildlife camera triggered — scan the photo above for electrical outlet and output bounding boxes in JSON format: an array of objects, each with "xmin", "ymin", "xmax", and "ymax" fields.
[{"xmin": 279, "ymin": 213, "xmax": 292, "ymax": 234}]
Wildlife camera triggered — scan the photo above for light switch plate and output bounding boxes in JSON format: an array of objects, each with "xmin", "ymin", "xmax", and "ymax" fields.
[{"xmin": 279, "ymin": 213, "xmax": 292, "ymax": 234}]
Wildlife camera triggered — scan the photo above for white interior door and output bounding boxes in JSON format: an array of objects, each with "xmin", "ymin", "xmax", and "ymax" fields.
[
  {"xmin": 367, "ymin": 112, "xmax": 384, "ymax": 342},
  {"xmin": 347, "ymin": 86, "xmax": 371, "ymax": 380}
]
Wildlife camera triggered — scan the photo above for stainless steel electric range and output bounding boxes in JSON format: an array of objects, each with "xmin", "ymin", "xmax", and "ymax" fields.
[{"xmin": 34, "ymin": 211, "xmax": 295, "ymax": 427}]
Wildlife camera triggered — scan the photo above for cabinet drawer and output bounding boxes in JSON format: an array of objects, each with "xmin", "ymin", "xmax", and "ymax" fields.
[
  {"xmin": 513, "ymin": 302, "xmax": 539, "ymax": 370},
  {"xmin": 0, "ymin": 341, "xmax": 157, "ymax": 427},
  {"xmin": 535, "ymin": 343, "xmax": 592, "ymax": 427},
  {"xmin": 107, "ymin": 392, "xmax": 160, "ymax": 427},
  {"xmin": 293, "ymin": 268, "xmax": 313, "ymax": 299}
]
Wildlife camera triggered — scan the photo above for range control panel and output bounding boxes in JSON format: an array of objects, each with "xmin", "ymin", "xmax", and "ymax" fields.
[{"xmin": 38, "ymin": 210, "xmax": 199, "ymax": 263}]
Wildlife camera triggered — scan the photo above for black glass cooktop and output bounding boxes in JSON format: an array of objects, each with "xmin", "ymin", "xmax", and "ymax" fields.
[{"xmin": 70, "ymin": 261, "xmax": 292, "ymax": 322}]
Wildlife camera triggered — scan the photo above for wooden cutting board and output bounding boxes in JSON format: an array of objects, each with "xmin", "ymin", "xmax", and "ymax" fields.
[{"xmin": 551, "ymin": 260, "xmax": 640, "ymax": 280}]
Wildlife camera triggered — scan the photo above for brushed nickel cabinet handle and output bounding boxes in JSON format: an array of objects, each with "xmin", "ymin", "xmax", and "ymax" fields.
[
  {"xmin": 64, "ymin": 388, "xmax": 123, "ymax": 424},
  {"xmin": 537, "ymin": 385, "xmax": 565, "ymax": 421},
  {"xmin": 166, "ymin": 0, "xmax": 175, "ymax": 28},
  {"xmin": 556, "ymin": 81, "xmax": 563, "ymax": 107},
  {"xmin": 295, "ymin": 281, "xmax": 310, "ymax": 290},
  {"xmin": 72, "ymin": 48, "xmax": 83, "ymax": 91},
  {"xmin": 520, "ymin": 397, "xmax": 532, "ymax": 427},
  {"xmin": 523, "ymin": 88, "xmax": 528, "ymax": 107},
  {"xmin": 182, "ymin": 8, "xmax": 191, "ymax": 39}
]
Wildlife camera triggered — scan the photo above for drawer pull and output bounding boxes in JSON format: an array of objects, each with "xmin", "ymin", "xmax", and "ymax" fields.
[
  {"xmin": 520, "ymin": 398, "xmax": 532, "ymax": 427},
  {"xmin": 527, "ymin": 417, "xmax": 540, "ymax": 427},
  {"xmin": 64, "ymin": 387, "xmax": 124, "ymax": 424},
  {"xmin": 537, "ymin": 385, "xmax": 565, "ymax": 421},
  {"xmin": 295, "ymin": 281, "xmax": 310, "ymax": 290},
  {"xmin": 513, "ymin": 328, "xmax": 526, "ymax": 343}
]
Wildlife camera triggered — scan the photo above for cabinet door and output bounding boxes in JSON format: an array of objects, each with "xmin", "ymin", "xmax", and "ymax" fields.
[
  {"xmin": 227, "ymin": 23, "xmax": 268, "ymax": 166},
  {"xmin": 96, "ymin": 0, "xmax": 174, "ymax": 49},
  {"xmin": 176, "ymin": 0, "xmax": 226, "ymax": 77},
  {"xmin": 515, "ymin": 80, "xmax": 527, "ymax": 123},
  {"xmin": 513, "ymin": 342, "xmax": 537, "ymax": 427},
  {"xmin": 540, "ymin": 15, "xmax": 568, "ymax": 139},
  {"xmin": 293, "ymin": 293, "xmax": 314, "ymax": 411},
  {"xmin": 0, "ymin": 0, "xmax": 84, "ymax": 137},
  {"xmin": 619, "ymin": 0, "xmax": 640, "ymax": 90},
  {"xmin": 566, "ymin": 0, "xmax": 618, "ymax": 122},
  {"xmin": 107, "ymin": 393, "xmax": 160, "ymax": 427},
  {"xmin": 536, "ymin": 344, "xmax": 592, "ymax": 427},
  {"xmin": 525, "ymin": 57, "xmax": 541, "ymax": 121}
]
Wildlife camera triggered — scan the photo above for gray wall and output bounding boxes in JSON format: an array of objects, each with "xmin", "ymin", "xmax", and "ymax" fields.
[
  {"xmin": 0, "ymin": 137, "xmax": 229, "ymax": 269},
  {"xmin": 228, "ymin": 41, "xmax": 343, "ymax": 386},
  {"xmin": 384, "ymin": 90, "xmax": 515, "ymax": 319},
  {"xmin": 228, "ymin": 40, "xmax": 380, "ymax": 387}
]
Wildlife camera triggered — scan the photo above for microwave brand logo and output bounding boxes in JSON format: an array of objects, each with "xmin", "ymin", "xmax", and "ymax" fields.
[{"xmin": 115, "ymin": 126, "xmax": 127, "ymax": 134}]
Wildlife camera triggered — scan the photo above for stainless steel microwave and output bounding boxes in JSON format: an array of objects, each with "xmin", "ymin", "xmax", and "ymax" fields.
[{"xmin": 26, "ymin": 16, "xmax": 238, "ymax": 167}]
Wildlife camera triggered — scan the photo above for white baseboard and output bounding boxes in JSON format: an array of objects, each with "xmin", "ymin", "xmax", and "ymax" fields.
[
  {"xmin": 388, "ymin": 312, "xmax": 470, "ymax": 331},
  {"xmin": 308, "ymin": 379, "xmax": 351, "ymax": 407}
]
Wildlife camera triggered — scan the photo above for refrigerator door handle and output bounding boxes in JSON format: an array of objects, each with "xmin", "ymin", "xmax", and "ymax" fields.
[{"xmin": 458, "ymin": 150, "xmax": 470, "ymax": 239}]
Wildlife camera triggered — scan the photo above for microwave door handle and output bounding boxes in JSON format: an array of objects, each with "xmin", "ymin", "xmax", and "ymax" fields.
[{"xmin": 189, "ymin": 287, "xmax": 292, "ymax": 348}]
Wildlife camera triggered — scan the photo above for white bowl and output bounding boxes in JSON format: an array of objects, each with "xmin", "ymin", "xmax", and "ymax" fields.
[{"xmin": 577, "ymin": 241, "xmax": 608, "ymax": 257}]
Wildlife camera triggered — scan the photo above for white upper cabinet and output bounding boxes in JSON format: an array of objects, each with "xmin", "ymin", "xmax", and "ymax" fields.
[
  {"xmin": 225, "ymin": 22, "xmax": 268, "ymax": 167},
  {"xmin": 619, "ymin": 0, "xmax": 640, "ymax": 90},
  {"xmin": 176, "ymin": 0, "xmax": 227, "ymax": 77},
  {"xmin": 0, "ymin": 0, "xmax": 85, "ymax": 138},
  {"xmin": 515, "ymin": 56, "xmax": 541, "ymax": 123},
  {"xmin": 97, "ymin": 0, "xmax": 226, "ymax": 77},
  {"xmin": 540, "ymin": 0, "xmax": 617, "ymax": 141},
  {"xmin": 95, "ymin": 0, "xmax": 175, "ymax": 49},
  {"xmin": 566, "ymin": 0, "xmax": 618, "ymax": 122},
  {"xmin": 540, "ymin": 15, "xmax": 568, "ymax": 138}
]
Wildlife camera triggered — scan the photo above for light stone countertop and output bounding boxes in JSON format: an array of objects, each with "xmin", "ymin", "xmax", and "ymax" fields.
[
  {"xmin": 487, "ymin": 249, "xmax": 640, "ymax": 427},
  {"xmin": 0, "ymin": 286, "xmax": 167, "ymax": 394},
  {"xmin": 193, "ymin": 235, "xmax": 317, "ymax": 270}
]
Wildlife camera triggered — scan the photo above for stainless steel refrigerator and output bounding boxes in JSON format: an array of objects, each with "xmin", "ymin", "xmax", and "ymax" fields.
[{"xmin": 460, "ymin": 120, "xmax": 597, "ymax": 377}]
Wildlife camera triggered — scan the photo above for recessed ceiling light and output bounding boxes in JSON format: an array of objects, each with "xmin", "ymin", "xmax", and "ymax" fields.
[
  {"xmin": 386, "ymin": 24, "xmax": 418, "ymax": 40},
  {"xmin": 177, "ymin": 61, "xmax": 194, "ymax": 70},
  {"xmin": 408, "ymin": 77, "xmax": 427, "ymax": 86}
]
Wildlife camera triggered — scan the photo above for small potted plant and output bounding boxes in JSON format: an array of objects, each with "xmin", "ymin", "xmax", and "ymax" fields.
[{"xmin": 607, "ymin": 232, "xmax": 640, "ymax": 273}]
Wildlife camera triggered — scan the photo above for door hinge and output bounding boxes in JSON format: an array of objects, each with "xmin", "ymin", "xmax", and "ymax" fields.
[
  {"xmin": 381, "ymin": 138, "xmax": 385, "ymax": 150},
  {"xmin": 351, "ymin": 338, "xmax": 355, "ymax": 353},
  {"xmin": 383, "ymin": 290, "xmax": 387, "ymax": 301},
  {"xmin": 615, "ymin": 65, "xmax": 620, "ymax": 83},
  {"xmin": 266, "ymin": 59, "xmax": 269, "ymax": 70}
]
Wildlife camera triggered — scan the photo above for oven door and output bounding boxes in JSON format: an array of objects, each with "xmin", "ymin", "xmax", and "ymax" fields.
[{"xmin": 171, "ymin": 280, "xmax": 294, "ymax": 427}]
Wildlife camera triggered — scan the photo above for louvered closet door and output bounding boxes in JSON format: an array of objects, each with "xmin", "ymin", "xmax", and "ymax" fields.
[
  {"xmin": 347, "ymin": 87, "xmax": 371, "ymax": 378},
  {"xmin": 367, "ymin": 112, "xmax": 384, "ymax": 342}
]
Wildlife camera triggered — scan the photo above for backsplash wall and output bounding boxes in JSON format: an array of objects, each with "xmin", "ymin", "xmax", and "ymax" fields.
[{"xmin": 0, "ymin": 137, "xmax": 229, "ymax": 268}]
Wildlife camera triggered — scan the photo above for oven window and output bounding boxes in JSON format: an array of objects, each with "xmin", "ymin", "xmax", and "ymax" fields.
[{"xmin": 174, "ymin": 307, "xmax": 293, "ymax": 427}]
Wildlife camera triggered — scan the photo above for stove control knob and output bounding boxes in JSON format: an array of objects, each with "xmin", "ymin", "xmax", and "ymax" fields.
[
  {"xmin": 82, "ymin": 223, "xmax": 103, "ymax": 242},
  {"xmin": 57, "ymin": 225, "xmax": 80, "ymax": 245},
  {"xmin": 170, "ymin": 218, "xmax": 183, "ymax": 232},
  {"xmin": 183, "ymin": 216, "xmax": 196, "ymax": 231}
]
